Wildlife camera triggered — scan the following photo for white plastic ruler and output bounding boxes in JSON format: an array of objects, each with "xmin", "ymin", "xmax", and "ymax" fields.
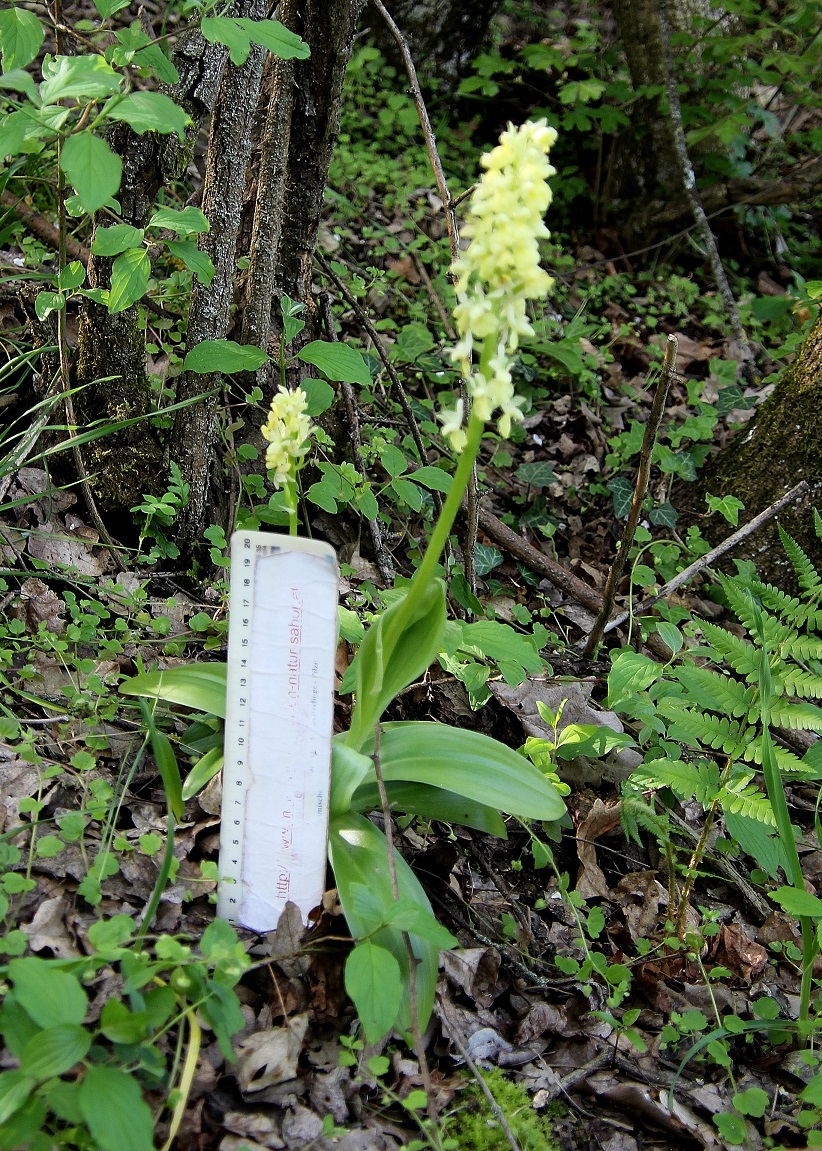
[{"xmin": 217, "ymin": 531, "xmax": 339, "ymax": 932}]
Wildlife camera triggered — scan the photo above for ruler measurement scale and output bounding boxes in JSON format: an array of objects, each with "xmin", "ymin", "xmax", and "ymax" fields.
[{"xmin": 218, "ymin": 532, "xmax": 339, "ymax": 932}]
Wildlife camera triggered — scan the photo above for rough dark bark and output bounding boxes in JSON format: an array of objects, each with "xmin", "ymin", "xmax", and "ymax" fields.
[
  {"xmin": 610, "ymin": 0, "xmax": 679, "ymax": 201},
  {"xmin": 170, "ymin": 0, "xmax": 269, "ymax": 547},
  {"xmin": 74, "ymin": 123, "xmax": 165, "ymax": 510},
  {"xmin": 237, "ymin": 0, "xmax": 364, "ymax": 366},
  {"xmin": 73, "ymin": 28, "xmax": 230, "ymax": 512},
  {"xmin": 679, "ymin": 312, "xmax": 822, "ymax": 583}
]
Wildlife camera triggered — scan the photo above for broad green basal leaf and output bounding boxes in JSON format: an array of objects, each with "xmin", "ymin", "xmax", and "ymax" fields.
[
  {"xmin": 361, "ymin": 721, "xmax": 566, "ymax": 822},
  {"xmin": 120, "ymin": 663, "xmax": 227, "ymax": 718},
  {"xmin": 351, "ymin": 778, "xmax": 507, "ymax": 837}
]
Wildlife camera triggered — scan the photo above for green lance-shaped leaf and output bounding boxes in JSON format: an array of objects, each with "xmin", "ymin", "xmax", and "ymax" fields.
[
  {"xmin": 138, "ymin": 699, "xmax": 184, "ymax": 820},
  {"xmin": 120, "ymin": 663, "xmax": 228, "ymax": 718},
  {"xmin": 344, "ymin": 941, "xmax": 403, "ymax": 1045},
  {"xmin": 39, "ymin": 54, "xmax": 121, "ymax": 104},
  {"xmin": 60, "ymin": 132, "xmax": 122, "ymax": 214},
  {"xmin": 183, "ymin": 339, "xmax": 268, "ymax": 374},
  {"xmin": 19, "ymin": 1025, "xmax": 91, "ymax": 1081},
  {"xmin": 78, "ymin": 1066, "xmax": 154, "ymax": 1151},
  {"xmin": 360, "ymin": 721, "xmax": 566, "ymax": 822},
  {"xmin": 181, "ymin": 745, "xmax": 223, "ymax": 802},
  {"xmin": 0, "ymin": 1071, "xmax": 35, "ymax": 1127},
  {"xmin": 108, "ymin": 247, "xmax": 150, "ymax": 313},
  {"xmin": 328, "ymin": 811, "xmax": 443, "ymax": 1037},
  {"xmin": 297, "ymin": 340, "xmax": 371, "ymax": 386},
  {"xmin": 344, "ymin": 579, "xmax": 447, "ymax": 752},
  {"xmin": 330, "ymin": 741, "xmax": 373, "ymax": 817},
  {"xmin": 351, "ymin": 778, "xmax": 508, "ymax": 837},
  {"xmin": 200, "ymin": 16, "xmax": 309, "ymax": 67},
  {"xmin": 0, "ymin": 7, "xmax": 44, "ymax": 71},
  {"xmin": 7, "ymin": 958, "xmax": 88, "ymax": 1029}
]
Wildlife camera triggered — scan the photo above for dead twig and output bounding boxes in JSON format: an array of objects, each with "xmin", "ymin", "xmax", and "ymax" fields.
[
  {"xmin": 436, "ymin": 998, "xmax": 523, "ymax": 1151},
  {"xmin": 1, "ymin": 189, "xmax": 91, "ymax": 266},
  {"xmin": 371, "ymin": 725, "xmax": 442, "ymax": 1150},
  {"xmin": 659, "ymin": 1, "xmax": 754, "ymax": 380},
  {"xmin": 603, "ymin": 479, "xmax": 811, "ymax": 635},
  {"xmin": 584, "ymin": 335, "xmax": 678, "ymax": 657},
  {"xmin": 369, "ymin": 0, "xmax": 460, "ymax": 272},
  {"xmin": 316, "ymin": 253, "xmax": 442, "ymax": 520},
  {"xmin": 369, "ymin": 0, "xmax": 480, "ymax": 590},
  {"xmin": 318, "ymin": 292, "xmax": 394, "ymax": 584}
]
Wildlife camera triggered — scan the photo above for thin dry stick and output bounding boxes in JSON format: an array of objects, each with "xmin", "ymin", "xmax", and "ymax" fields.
[
  {"xmin": 369, "ymin": 0, "xmax": 479, "ymax": 590},
  {"xmin": 659, "ymin": 1, "xmax": 753, "ymax": 379},
  {"xmin": 371, "ymin": 725, "xmax": 442, "ymax": 1150},
  {"xmin": 603, "ymin": 479, "xmax": 811, "ymax": 635},
  {"xmin": 369, "ymin": 0, "xmax": 459, "ymax": 272},
  {"xmin": 318, "ymin": 293, "xmax": 394, "ymax": 584},
  {"xmin": 316, "ymin": 253, "xmax": 442, "ymax": 518},
  {"xmin": 437, "ymin": 1003, "xmax": 523, "ymax": 1151},
  {"xmin": 583, "ymin": 336, "xmax": 678, "ymax": 657}
]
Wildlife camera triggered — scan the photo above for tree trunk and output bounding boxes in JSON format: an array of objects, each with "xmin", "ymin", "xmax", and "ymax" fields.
[
  {"xmin": 170, "ymin": 0, "xmax": 269, "ymax": 548},
  {"xmin": 73, "ymin": 27, "xmax": 229, "ymax": 512},
  {"xmin": 681, "ymin": 312, "xmax": 822, "ymax": 583}
]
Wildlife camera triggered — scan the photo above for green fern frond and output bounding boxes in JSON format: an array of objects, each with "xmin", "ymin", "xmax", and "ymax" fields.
[
  {"xmin": 658, "ymin": 704, "xmax": 749, "ymax": 756},
  {"xmin": 719, "ymin": 579, "xmax": 796, "ymax": 649},
  {"xmin": 631, "ymin": 757, "xmax": 719, "ymax": 806},
  {"xmin": 673, "ymin": 664, "xmax": 754, "ymax": 718},
  {"xmin": 784, "ymin": 636, "xmax": 822, "ymax": 662},
  {"xmin": 775, "ymin": 666, "xmax": 822, "ymax": 700},
  {"xmin": 778, "ymin": 522, "xmax": 821, "ymax": 594},
  {"xmin": 769, "ymin": 699, "xmax": 822, "ymax": 732},
  {"xmin": 620, "ymin": 793, "xmax": 671, "ymax": 849},
  {"xmin": 717, "ymin": 784, "xmax": 776, "ymax": 826},
  {"xmin": 741, "ymin": 736, "xmax": 806, "ymax": 774},
  {"xmin": 814, "ymin": 507, "xmax": 822, "ymax": 544},
  {"xmin": 697, "ymin": 620, "xmax": 761, "ymax": 678},
  {"xmin": 747, "ymin": 580, "xmax": 805, "ymax": 622}
]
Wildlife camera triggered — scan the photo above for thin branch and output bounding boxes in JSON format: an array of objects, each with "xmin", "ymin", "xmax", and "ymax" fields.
[
  {"xmin": 602, "ymin": 479, "xmax": 810, "ymax": 635},
  {"xmin": 369, "ymin": 0, "xmax": 460, "ymax": 272},
  {"xmin": 659, "ymin": 1, "xmax": 753, "ymax": 379},
  {"xmin": 316, "ymin": 253, "xmax": 442, "ymax": 518},
  {"xmin": 584, "ymin": 335, "xmax": 678, "ymax": 657},
  {"xmin": 369, "ymin": 0, "xmax": 480, "ymax": 587},
  {"xmin": 372, "ymin": 725, "xmax": 442, "ymax": 1151},
  {"xmin": 437, "ymin": 1000, "xmax": 523, "ymax": 1151},
  {"xmin": 318, "ymin": 292, "xmax": 394, "ymax": 584}
]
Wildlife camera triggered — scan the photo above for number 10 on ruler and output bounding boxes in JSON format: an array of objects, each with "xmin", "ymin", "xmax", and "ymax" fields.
[{"xmin": 218, "ymin": 532, "xmax": 339, "ymax": 932}]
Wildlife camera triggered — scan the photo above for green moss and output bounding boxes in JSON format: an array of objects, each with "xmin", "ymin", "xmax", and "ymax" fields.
[{"xmin": 444, "ymin": 1068, "xmax": 562, "ymax": 1151}]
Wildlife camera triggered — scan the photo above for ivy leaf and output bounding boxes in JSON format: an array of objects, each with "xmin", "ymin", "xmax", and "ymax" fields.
[
  {"xmin": 183, "ymin": 340, "xmax": 268, "ymax": 374},
  {"xmin": 516, "ymin": 460, "xmax": 556, "ymax": 488},
  {"xmin": 706, "ymin": 492, "xmax": 745, "ymax": 527},
  {"xmin": 0, "ymin": 7, "xmax": 44, "ymax": 71},
  {"xmin": 607, "ymin": 475, "xmax": 634, "ymax": 519},
  {"xmin": 61, "ymin": 132, "xmax": 122, "ymax": 213},
  {"xmin": 108, "ymin": 247, "xmax": 151, "ymax": 314},
  {"xmin": 297, "ymin": 341, "xmax": 371, "ymax": 386},
  {"xmin": 107, "ymin": 91, "xmax": 189, "ymax": 140},
  {"xmin": 393, "ymin": 322, "xmax": 435, "ymax": 363},
  {"xmin": 474, "ymin": 543, "xmax": 503, "ymax": 577}
]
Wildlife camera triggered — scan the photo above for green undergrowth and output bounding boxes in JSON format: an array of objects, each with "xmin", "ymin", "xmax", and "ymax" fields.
[{"xmin": 445, "ymin": 1068, "xmax": 562, "ymax": 1151}]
